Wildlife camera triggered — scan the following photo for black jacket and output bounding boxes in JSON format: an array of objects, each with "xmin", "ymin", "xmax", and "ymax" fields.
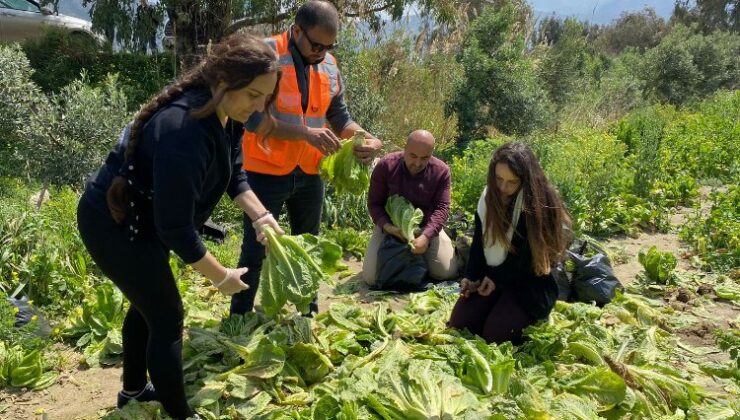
[
  {"xmin": 466, "ymin": 213, "xmax": 558, "ymax": 320},
  {"xmin": 83, "ymin": 88, "xmax": 251, "ymax": 263}
]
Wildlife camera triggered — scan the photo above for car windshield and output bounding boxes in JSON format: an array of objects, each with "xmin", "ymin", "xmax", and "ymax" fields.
[{"xmin": 0, "ymin": 0, "xmax": 39, "ymax": 13}]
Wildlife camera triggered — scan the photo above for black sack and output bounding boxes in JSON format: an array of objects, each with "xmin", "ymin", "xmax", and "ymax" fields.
[
  {"xmin": 6, "ymin": 297, "xmax": 51, "ymax": 337},
  {"xmin": 199, "ymin": 217, "xmax": 226, "ymax": 244},
  {"xmin": 568, "ymin": 240, "xmax": 623, "ymax": 306},
  {"xmin": 374, "ymin": 234, "xmax": 428, "ymax": 291},
  {"xmin": 552, "ymin": 262, "xmax": 572, "ymax": 301}
]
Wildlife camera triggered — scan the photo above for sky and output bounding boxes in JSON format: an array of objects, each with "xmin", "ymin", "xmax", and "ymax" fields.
[
  {"xmin": 57, "ymin": 0, "xmax": 677, "ymax": 25},
  {"xmin": 528, "ymin": 0, "xmax": 675, "ymax": 24}
]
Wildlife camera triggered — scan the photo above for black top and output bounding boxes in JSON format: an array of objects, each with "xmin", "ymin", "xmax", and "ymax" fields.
[
  {"xmin": 83, "ymin": 88, "xmax": 251, "ymax": 264},
  {"xmin": 465, "ymin": 213, "xmax": 558, "ymax": 320}
]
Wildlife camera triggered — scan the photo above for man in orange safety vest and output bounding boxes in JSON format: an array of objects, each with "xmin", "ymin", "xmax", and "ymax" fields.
[{"xmin": 231, "ymin": 0, "xmax": 382, "ymax": 316}]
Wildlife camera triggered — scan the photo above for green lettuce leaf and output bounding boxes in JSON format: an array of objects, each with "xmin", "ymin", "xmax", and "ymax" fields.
[
  {"xmin": 385, "ymin": 194, "xmax": 424, "ymax": 244},
  {"xmin": 319, "ymin": 130, "xmax": 370, "ymax": 196},
  {"xmin": 260, "ymin": 227, "xmax": 328, "ymax": 317}
]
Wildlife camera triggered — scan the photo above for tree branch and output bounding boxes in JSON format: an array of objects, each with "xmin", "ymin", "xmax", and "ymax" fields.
[
  {"xmin": 223, "ymin": 1, "xmax": 400, "ymax": 35},
  {"xmin": 344, "ymin": 2, "xmax": 397, "ymax": 17},
  {"xmin": 224, "ymin": 11, "xmax": 293, "ymax": 35}
]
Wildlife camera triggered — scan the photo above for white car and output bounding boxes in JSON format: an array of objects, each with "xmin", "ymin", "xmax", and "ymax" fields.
[{"xmin": 0, "ymin": 0, "xmax": 101, "ymax": 43}]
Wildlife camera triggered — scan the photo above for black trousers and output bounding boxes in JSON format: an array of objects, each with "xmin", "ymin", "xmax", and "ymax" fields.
[
  {"xmin": 448, "ymin": 288, "xmax": 535, "ymax": 345},
  {"xmin": 230, "ymin": 168, "xmax": 324, "ymax": 315},
  {"xmin": 77, "ymin": 194, "xmax": 193, "ymax": 419}
]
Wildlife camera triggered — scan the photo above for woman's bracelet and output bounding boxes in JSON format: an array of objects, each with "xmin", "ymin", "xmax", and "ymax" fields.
[
  {"xmin": 252, "ymin": 210, "xmax": 271, "ymax": 223},
  {"xmin": 251, "ymin": 211, "xmax": 272, "ymax": 228}
]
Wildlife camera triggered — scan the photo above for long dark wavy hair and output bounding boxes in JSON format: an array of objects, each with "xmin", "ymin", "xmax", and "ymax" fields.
[
  {"xmin": 484, "ymin": 142, "xmax": 571, "ymax": 276},
  {"xmin": 106, "ymin": 33, "xmax": 280, "ymax": 224}
]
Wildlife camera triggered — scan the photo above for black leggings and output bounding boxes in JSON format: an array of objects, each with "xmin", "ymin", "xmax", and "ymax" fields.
[
  {"xmin": 447, "ymin": 288, "xmax": 535, "ymax": 344},
  {"xmin": 77, "ymin": 195, "xmax": 193, "ymax": 419}
]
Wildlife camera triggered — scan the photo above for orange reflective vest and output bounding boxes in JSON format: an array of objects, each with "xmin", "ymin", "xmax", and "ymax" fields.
[{"xmin": 242, "ymin": 31, "xmax": 342, "ymax": 176}]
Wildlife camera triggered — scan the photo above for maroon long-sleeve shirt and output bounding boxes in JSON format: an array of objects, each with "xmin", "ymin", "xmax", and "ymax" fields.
[{"xmin": 368, "ymin": 151, "xmax": 451, "ymax": 239}]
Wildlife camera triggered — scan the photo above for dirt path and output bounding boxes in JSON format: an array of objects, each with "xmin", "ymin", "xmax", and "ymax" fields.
[
  {"xmin": 0, "ymin": 349, "xmax": 121, "ymax": 420},
  {"xmin": 606, "ymin": 231, "xmax": 693, "ymax": 286}
]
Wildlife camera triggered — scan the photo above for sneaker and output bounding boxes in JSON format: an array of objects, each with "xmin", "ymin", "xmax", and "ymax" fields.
[
  {"xmin": 302, "ymin": 301, "xmax": 319, "ymax": 318},
  {"xmin": 117, "ymin": 382, "xmax": 158, "ymax": 409}
]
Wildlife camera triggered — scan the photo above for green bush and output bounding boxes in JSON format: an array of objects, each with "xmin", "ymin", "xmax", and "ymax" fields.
[
  {"xmin": 0, "ymin": 44, "xmax": 47, "ymax": 177},
  {"xmin": 641, "ymin": 25, "xmax": 740, "ymax": 105},
  {"xmin": 334, "ymin": 29, "xmax": 386, "ymax": 140},
  {"xmin": 559, "ymin": 49, "xmax": 647, "ymax": 127},
  {"xmin": 22, "ymin": 28, "xmax": 175, "ymax": 110},
  {"xmin": 538, "ymin": 19, "xmax": 589, "ymax": 108},
  {"xmin": 448, "ymin": 127, "xmax": 667, "ymax": 237},
  {"xmin": 617, "ymin": 90, "xmax": 739, "ymax": 201},
  {"xmin": 15, "ymin": 73, "xmax": 130, "ymax": 189},
  {"xmin": 210, "ymin": 195, "xmax": 245, "ymax": 232},
  {"xmin": 2, "ymin": 44, "xmax": 132, "ymax": 189},
  {"xmin": 336, "ymin": 30, "xmax": 460, "ymax": 149},
  {"xmin": 680, "ymin": 185, "xmax": 740, "ymax": 273},
  {"xmin": 447, "ymin": 137, "xmax": 509, "ymax": 216},
  {"xmin": 450, "ymin": 3, "xmax": 551, "ymax": 141},
  {"xmin": 615, "ymin": 105, "xmax": 681, "ymax": 201},
  {"xmin": 528, "ymin": 127, "xmax": 665, "ymax": 236},
  {"xmin": 377, "ymin": 49, "xmax": 461, "ymax": 149},
  {"xmin": 0, "ymin": 186, "xmax": 96, "ymax": 315}
]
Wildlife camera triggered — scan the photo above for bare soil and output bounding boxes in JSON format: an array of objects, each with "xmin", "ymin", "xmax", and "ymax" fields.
[{"xmin": 0, "ymin": 348, "xmax": 121, "ymax": 420}]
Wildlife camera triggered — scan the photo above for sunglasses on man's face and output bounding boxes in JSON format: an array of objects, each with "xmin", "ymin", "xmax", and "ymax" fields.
[{"xmin": 299, "ymin": 26, "xmax": 337, "ymax": 53}]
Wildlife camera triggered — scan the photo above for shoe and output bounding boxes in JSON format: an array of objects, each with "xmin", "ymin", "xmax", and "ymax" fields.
[
  {"xmin": 302, "ymin": 301, "xmax": 319, "ymax": 318},
  {"xmin": 117, "ymin": 382, "xmax": 158, "ymax": 409}
]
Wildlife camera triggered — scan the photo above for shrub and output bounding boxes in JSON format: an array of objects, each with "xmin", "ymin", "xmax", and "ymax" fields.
[
  {"xmin": 450, "ymin": 3, "xmax": 551, "ymax": 141},
  {"xmin": 447, "ymin": 137, "xmax": 509, "ymax": 216},
  {"xmin": 641, "ymin": 25, "xmax": 740, "ymax": 105},
  {"xmin": 16, "ymin": 73, "xmax": 130, "ymax": 190},
  {"xmin": 559, "ymin": 49, "xmax": 647, "ymax": 127},
  {"xmin": 680, "ymin": 185, "xmax": 740, "ymax": 273},
  {"xmin": 538, "ymin": 19, "xmax": 589, "ymax": 108},
  {"xmin": 0, "ymin": 44, "xmax": 47, "ymax": 177},
  {"xmin": 337, "ymin": 30, "xmax": 460, "ymax": 150},
  {"xmin": 22, "ymin": 28, "xmax": 175, "ymax": 110},
  {"xmin": 0, "ymin": 186, "xmax": 96, "ymax": 315}
]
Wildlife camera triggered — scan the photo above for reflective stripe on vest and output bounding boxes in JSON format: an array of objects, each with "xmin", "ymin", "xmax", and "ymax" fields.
[{"xmin": 242, "ymin": 31, "xmax": 341, "ymax": 176}]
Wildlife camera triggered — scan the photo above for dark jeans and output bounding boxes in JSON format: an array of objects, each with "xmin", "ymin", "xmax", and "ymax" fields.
[
  {"xmin": 447, "ymin": 288, "xmax": 534, "ymax": 344},
  {"xmin": 230, "ymin": 168, "xmax": 324, "ymax": 315},
  {"xmin": 77, "ymin": 194, "xmax": 193, "ymax": 420}
]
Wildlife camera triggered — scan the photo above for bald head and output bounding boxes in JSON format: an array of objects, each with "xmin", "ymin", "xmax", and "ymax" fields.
[
  {"xmin": 403, "ymin": 130, "xmax": 435, "ymax": 175},
  {"xmin": 407, "ymin": 129, "xmax": 435, "ymax": 149}
]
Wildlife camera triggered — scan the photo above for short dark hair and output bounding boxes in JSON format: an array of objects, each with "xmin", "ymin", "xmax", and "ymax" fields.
[{"xmin": 295, "ymin": 0, "xmax": 339, "ymax": 34}]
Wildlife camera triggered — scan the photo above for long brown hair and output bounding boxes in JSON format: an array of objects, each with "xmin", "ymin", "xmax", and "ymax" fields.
[
  {"xmin": 106, "ymin": 33, "xmax": 280, "ymax": 224},
  {"xmin": 484, "ymin": 142, "xmax": 571, "ymax": 276}
]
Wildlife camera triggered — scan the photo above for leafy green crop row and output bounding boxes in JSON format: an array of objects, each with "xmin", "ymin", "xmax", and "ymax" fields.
[{"xmin": 105, "ymin": 286, "xmax": 740, "ymax": 419}]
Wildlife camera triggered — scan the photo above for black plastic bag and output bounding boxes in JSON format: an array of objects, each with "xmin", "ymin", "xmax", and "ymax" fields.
[
  {"xmin": 200, "ymin": 217, "xmax": 226, "ymax": 244},
  {"xmin": 552, "ymin": 262, "xmax": 572, "ymax": 301},
  {"xmin": 568, "ymin": 240, "xmax": 623, "ymax": 306},
  {"xmin": 374, "ymin": 234, "xmax": 428, "ymax": 291},
  {"xmin": 6, "ymin": 297, "xmax": 51, "ymax": 337}
]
